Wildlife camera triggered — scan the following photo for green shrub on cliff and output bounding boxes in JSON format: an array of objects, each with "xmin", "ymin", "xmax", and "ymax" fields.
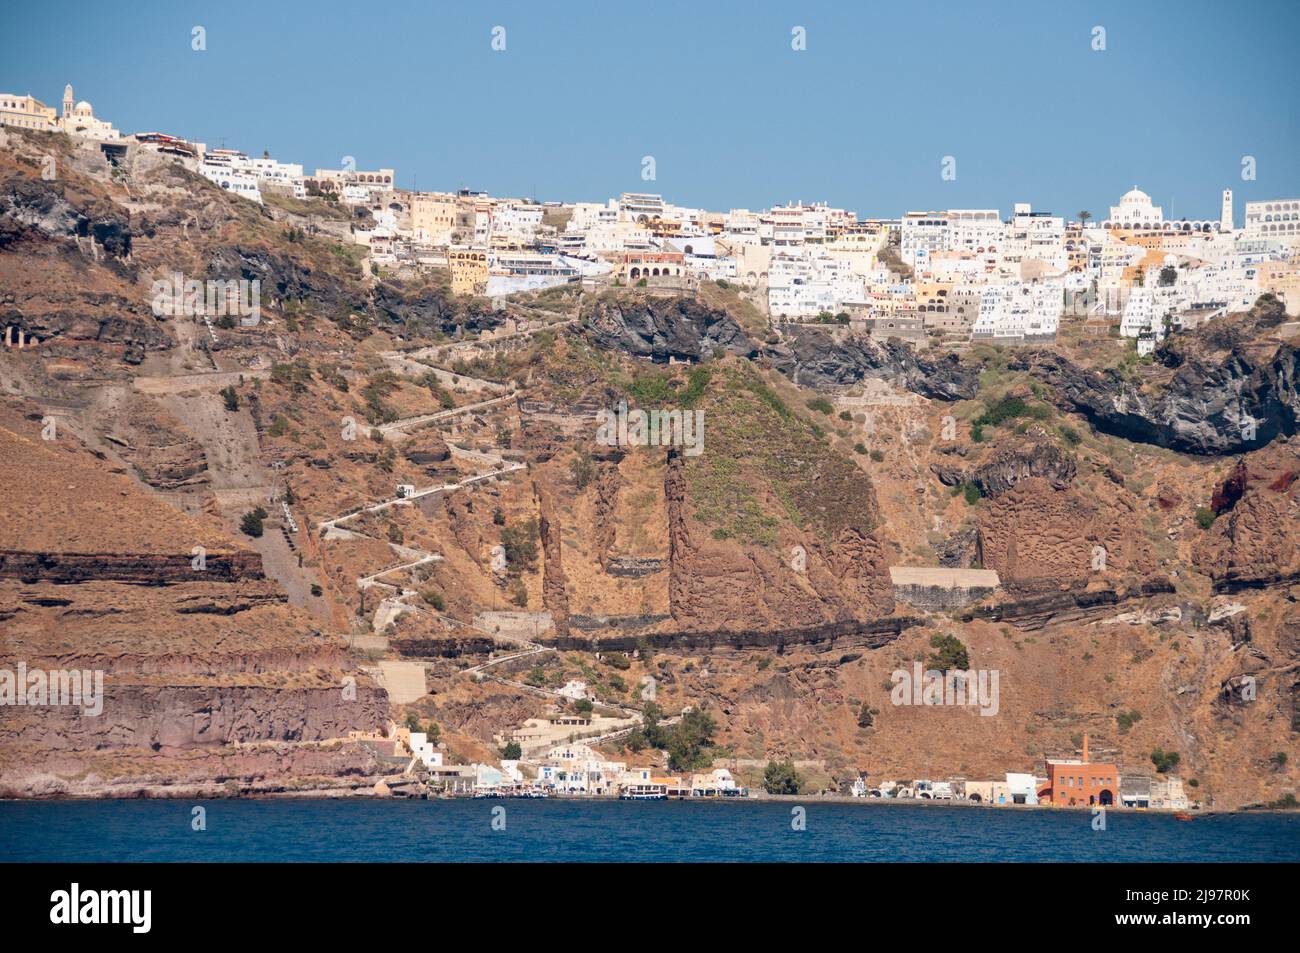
[{"xmin": 239, "ymin": 507, "xmax": 267, "ymax": 538}]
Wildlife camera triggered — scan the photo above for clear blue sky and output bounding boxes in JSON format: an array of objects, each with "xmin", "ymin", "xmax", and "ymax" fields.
[{"xmin": 4, "ymin": 0, "xmax": 1297, "ymax": 220}]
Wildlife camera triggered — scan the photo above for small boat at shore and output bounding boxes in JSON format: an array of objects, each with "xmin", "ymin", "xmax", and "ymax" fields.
[{"xmin": 1174, "ymin": 812, "xmax": 1195, "ymax": 821}]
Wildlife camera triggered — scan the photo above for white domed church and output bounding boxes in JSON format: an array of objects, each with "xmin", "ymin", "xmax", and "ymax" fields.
[
  {"xmin": 1103, "ymin": 186, "xmax": 1220, "ymax": 234},
  {"xmin": 1107, "ymin": 187, "xmax": 1163, "ymax": 228},
  {"xmin": 58, "ymin": 84, "xmax": 120, "ymax": 140}
]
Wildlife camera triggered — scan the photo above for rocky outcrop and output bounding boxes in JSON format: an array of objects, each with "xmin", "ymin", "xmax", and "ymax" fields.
[
  {"xmin": 1190, "ymin": 440, "xmax": 1300, "ymax": 590},
  {"xmin": 1020, "ymin": 342, "xmax": 1300, "ymax": 455},
  {"xmin": 931, "ymin": 436, "xmax": 1077, "ymax": 497},
  {"xmin": 0, "ymin": 550, "xmax": 264, "ymax": 584},
  {"xmin": 767, "ymin": 327, "xmax": 980, "ymax": 400},
  {"xmin": 0, "ymin": 291, "xmax": 169, "ymax": 351},
  {"xmin": 403, "ymin": 433, "xmax": 452, "ymax": 472},
  {"xmin": 976, "ymin": 477, "xmax": 1156, "ymax": 589},
  {"xmin": 0, "ymin": 174, "xmax": 133, "ymax": 257},
  {"xmin": 537, "ymin": 488, "xmax": 570, "ymax": 636},
  {"xmin": 371, "ymin": 280, "xmax": 505, "ymax": 336},
  {"xmin": 543, "ymin": 615, "xmax": 920, "ymax": 654},
  {"xmin": 0, "ymin": 681, "xmax": 387, "ymax": 749},
  {"xmin": 666, "ymin": 452, "xmax": 893, "ymax": 630},
  {"xmin": 935, "ymin": 527, "xmax": 980, "ymax": 568},
  {"xmin": 585, "ymin": 295, "xmax": 758, "ymax": 362},
  {"xmin": 960, "ymin": 576, "xmax": 1176, "ymax": 630},
  {"xmin": 208, "ymin": 244, "xmax": 361, "ymax": 315}
]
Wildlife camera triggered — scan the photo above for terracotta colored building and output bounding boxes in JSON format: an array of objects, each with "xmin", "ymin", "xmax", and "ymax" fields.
[{"xmin": 1043, "ymin": 734, "xmax": 1119, "ymax": 807}]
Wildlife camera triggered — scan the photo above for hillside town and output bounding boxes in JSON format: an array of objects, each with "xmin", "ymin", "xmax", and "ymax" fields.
[
  {"xmin": 0, "ymin": 81, "xmax": 1282, "ymax": 818},
  {"xmin": 4, "ymin": 82, "xmax": 1297, "ymax": 344}
]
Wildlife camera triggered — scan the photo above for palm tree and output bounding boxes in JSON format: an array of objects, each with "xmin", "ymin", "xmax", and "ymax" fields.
[{"xmin": 1078, "ymin": 210, "xmax": 1092, "ymax": 227}]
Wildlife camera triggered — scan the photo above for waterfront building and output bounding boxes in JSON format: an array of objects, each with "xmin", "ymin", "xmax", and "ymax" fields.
[
  {"xmin": 405, "ymin": 731, "xmax": 443, "ymax": 770},
  {"xmin": 1151, "ymin": 776, "xmax": 1189, "ymax": 810},
  {"xmin": 1003, "ymin": 774, "xmax": 1034, "ymax": 800},
  {"xmin": 1120, "ymin": 774, "xmax": 1152, "ymax": 808},
  {"xmin": 1043, "ymin": 734, "xmax": 1118, "ymax": 807}
]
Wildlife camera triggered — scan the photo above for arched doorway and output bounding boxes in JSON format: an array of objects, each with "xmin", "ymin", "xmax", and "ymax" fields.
[{"xmin": 1098, "ymin": 789, "xmax": 1114, "ymax": 806}]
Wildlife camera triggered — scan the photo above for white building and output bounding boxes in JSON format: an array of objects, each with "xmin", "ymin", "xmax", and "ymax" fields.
[
  {"xmin": 485, "ymin": 252, "xmax": 584, "ymax": 297},
  {"xmin": 618, "ymin": 192, "xmax": 665, "ymax": 223},
  {"xmin": 236, "ymin": 155, "xmax": 306, "ymax": 198},
  {"xmin": 971, "ymin": 282, "xmax": 1062, "ymax": 341},
  {"xmin": 491, "ymin": 203, "xmax": 544, "ymax": 240},
  {"xmin": 947, "ymin": 209, "xmax": 1003, "ymax": 255},
  {"xmin": 199, "ymin": 150, "xmax": 263, "ymax": 203},
  {"xmin": 1243, "ymin": 198, "xmax": 1300, "ymax": 243},
  {"xmin": 569, "ymin": 201, "xmax": 619, "ymax": 231},
  {"xmin": 901, "ymin": 211, "xmax": 950, "ymax": 266},
  {"xmin": 768, "ymin": 250, "xmax": 865, "ymax": 317},
  {"xmin": 667, "ymin": 236, "xmax": 737, "ymax": 281},
  {"xmin": 558, "ymin": 679, "xmax": 590, "ymax": 701},
  {"xmin": 406, "ymin": 732, "xmax": 443, "ymax": 769},
  {"xmin": 1005, "ymin": 204, "xmax": 1066, "ymax": 275},
  {"xmin": 57, "ymin": 84, "xmax": 119, "ymax": 140},
  {"xmin": 1108, "ymin": 186, "xmax": 1164, "ymax": 228},
  {"xmin": 1005, "ymin": 773, "xmax": 1039, "ymax": 805},
  {"xmin": 1120, "ymin": 287, "xmax": 1156, "ymax": 338}
]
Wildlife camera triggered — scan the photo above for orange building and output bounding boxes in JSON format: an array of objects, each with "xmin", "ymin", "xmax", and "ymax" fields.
[
  {"xmin": 622, "ymin": 250, "xmax": 684, "ymax": 283},
  {"xmin": 1043, "ymin": 734, "xmax": 1118, "ymax": 807}
]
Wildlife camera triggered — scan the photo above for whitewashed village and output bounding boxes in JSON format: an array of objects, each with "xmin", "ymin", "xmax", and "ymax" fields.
[{"xmin": 5, "ymin": 84, "xmax": 1297, "ymax": 348}]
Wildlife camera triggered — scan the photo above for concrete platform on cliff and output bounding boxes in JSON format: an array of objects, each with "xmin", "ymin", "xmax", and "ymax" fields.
[
  {"xmin": 890, "ymin": 567, "xmax": 1001, "ymax": 610},
  {"xmin": 889, "ymin": 567, "xmax": 1001, "ymax": 588}
]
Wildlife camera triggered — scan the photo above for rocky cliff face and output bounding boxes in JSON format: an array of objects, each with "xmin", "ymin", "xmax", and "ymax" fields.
[
  {"xmin": 767, "ymin": 327, "xmax": 980, "ymax": 400},
  {"xmin": 0, "ymin": 173, "xmax": 133, "ymax": 256},
  {"xmin": 1020, "ymin": 301, "xmax": 1300, "ymax": 456},
  {"xmin": 3, "ymin": 129, "xmax": 1295, "ymax": 808},
  {"xmin": 585, "ymin": 295, "xmax": 759, "ymax": 362},
  {"xmin": 931, "ymin": 434, "xmax": 1077, "ymax": 497},
  {"xmin": 0, "ymin": 416, "xmax": 388, "ymax": 797},
  {"xmin": 1194, "ymin": 442, "xmax": 1300, "ymax": 590},
  {"xmin": 1, "ymin": 682, "xmax": 387, "ymax": 749}
]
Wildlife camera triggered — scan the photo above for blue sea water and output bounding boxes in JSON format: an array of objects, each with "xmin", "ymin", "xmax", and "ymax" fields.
[{"xmin": 2, "ymin": 799, "xmax": 1298, "ymax": 862}]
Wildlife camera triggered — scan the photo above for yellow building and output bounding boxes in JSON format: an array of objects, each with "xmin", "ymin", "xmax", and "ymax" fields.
[
  {"xmin": 448, "ymin": 248, "xmax": 488, "ymax": 296},
  {"xmin": 411, "ymin": 192, "xmax": 459, "ymax": 245},
  {"xmin": 1257, "ymin": 262, "xmax": 1300, "ymax": 315},
  {"xmin": 0, "ymin": 93, "xmax": 57, "ymax": 131}
]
